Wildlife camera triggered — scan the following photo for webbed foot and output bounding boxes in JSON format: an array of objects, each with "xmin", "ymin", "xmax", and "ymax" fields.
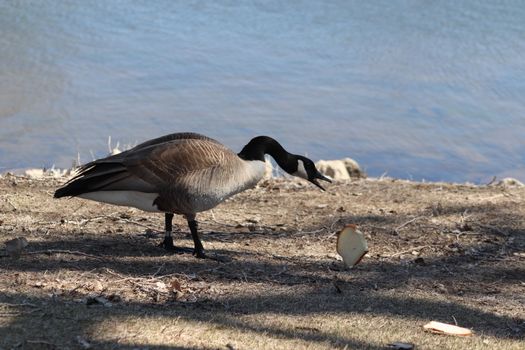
[
  {"xmin": 160, "ymin": 236, "xmax": 193, "ymax": 254},
  {"xmin": 194, "ymin": 248, "xmax": 231, "ymax": 262}
]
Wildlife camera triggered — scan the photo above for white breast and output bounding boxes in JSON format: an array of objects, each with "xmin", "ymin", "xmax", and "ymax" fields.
[{"xmin": 79, "ymin": 191, "xmax": 161, "ymax": 212}]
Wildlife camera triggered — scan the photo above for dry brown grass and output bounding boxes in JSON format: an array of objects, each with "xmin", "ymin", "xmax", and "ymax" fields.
[{"xmin": 1, "ymin": 175, "xmax": 524, "ymax": 349}]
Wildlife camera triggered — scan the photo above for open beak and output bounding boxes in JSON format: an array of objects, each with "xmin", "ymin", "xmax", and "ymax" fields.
[{"xmin": 310, "ymin": 172, "xmax": 332, "ymax": 191}]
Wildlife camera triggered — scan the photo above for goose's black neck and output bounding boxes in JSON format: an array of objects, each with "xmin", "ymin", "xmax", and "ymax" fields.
[{"xmin": 238, "ymin": 136, "xmax": 296, "ymax": 172}]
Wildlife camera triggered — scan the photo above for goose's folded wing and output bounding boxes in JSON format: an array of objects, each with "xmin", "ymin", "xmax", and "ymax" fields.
[
  {"xmin": 55, "ymin": 137, "xmax": 237, "ymax": 197},
  {"xmin": 121, "ymin": 138, "xmax": 238, "ymax": 188}
]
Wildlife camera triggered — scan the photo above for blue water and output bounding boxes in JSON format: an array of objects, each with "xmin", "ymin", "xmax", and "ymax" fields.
[{"xmin": 1, "ymin": 1, "xmax": 525, "ymax": 183}]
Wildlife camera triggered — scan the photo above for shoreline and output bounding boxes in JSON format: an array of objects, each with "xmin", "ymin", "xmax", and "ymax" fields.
[{"xmin": 2, "ymin": 166, "xmax": 524, "ymax": 189}]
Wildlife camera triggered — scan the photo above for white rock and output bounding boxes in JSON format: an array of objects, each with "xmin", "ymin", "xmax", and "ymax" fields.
[
  {"xmin": 315, "ymin": 160, "xmax": 350, "ymax": 180},
  {"xmin": 24, "ymin": 168, "xmax": 45, "ymax": 179},
  {"xmin": 496, "ymin": 177, "xmax": 524, "ymax": 187},
  {"xmin": 25, "ymin": 167, "xmax": 72, "ymax": 179},
  {"xmin": 264, "ymin": 160, "xmax": 273, "ymax": 179},
  {"xmin": 342, "ymin": 157, "xmax": 365, "ymax": 178},
  {"xmin": 315, "ymin": 158, "xmax": 364, "ymax": 181}
]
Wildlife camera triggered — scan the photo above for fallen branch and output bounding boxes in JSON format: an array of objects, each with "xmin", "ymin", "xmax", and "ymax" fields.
[
  {"xmin": 486, "ymin": 176, "xmax": 497, "ymax": 186},
  {"xmin": 200, "ymin": 219, "xmax": 242, "ymax": 228},
  {"xmin": 394, "ymin": 216, "xmax": 424, "ymax": 233},
  {"xmin": 0, "ymin": 302, "xmax": 39, "ymax": 308},
  {"xmin": 477, "ymin": 223, "xmax": 510, "ymax": 236},
  {"xmin": 118, "ymin": 217, "xmax": 162, "ymax": 231},
  {"xmin": 26, "ymin": 340, "xmax": 56, "ymax": 346},
  {"xmin": 61, "ymin": 214, "xmax": 118, "ymax": 226},
  {"xmin": 1, "ymin": 249, "xmax": 107, "ymax": 260},
  {"xmin": 151, "ymin": 263, "xmax": 166, "ymax": 278},
  {"xmin": 5, "ymin": 197, "xmax": 17, "ymax": 210},
  {"xmin": 385, "ymin": 245, "xmax": 435, "ymax": 258}
]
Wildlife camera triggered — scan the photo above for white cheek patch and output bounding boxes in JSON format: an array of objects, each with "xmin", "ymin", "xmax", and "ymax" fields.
[{"xmin": 293, "ymin": 159, "xmax": 309, "ymax": 180}]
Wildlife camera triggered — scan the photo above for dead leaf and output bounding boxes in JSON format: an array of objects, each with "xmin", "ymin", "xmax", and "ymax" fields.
[
  {"xmin": 170, "ymin": 279, "xmax": 182, "ymax": 293},
  {"xmin": 5, "ymin": 237, "xmax": 28, "ymax": 258},
  {"xmin": 423, "ymin": 321, "xmax": 472, "ymax": 336}
]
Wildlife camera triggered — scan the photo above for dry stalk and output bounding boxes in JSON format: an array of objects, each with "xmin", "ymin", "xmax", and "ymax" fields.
[
  {"xmin": 21, "ymin": 249, "xmax": 105, "ymax": 260},
  {"xmin": 5, "ymin": 197, "xmax": 17, "ymax": 210},
  {"xmin": 26, "ymin": 340, "xmax": 56, "ymax": 346},
  {"xmin": 385, "ymin": 245, "xmax": 436, "ymax": 258},
  {"xmin": 117, "ymin": 217, "xmax": 161, "ymax": 231},
  {"xmin": 394, "ymin": 215, "xmax": 425, "ymax": 234},
  {"xmin": 0, "ymin": 302, "xmax": 39, "ymax": 308},
  {"xmin": 477, "ymin": 223, "xmax": 509, "ymax": 236},
  {"xmin": 152, "ymin": 263, "xmax": 166, "ymax": 278}
]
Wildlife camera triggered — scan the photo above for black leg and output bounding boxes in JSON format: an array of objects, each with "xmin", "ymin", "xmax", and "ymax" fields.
[
  {"xmin": 165, "ymin": 212, "xmax": 174, "ymax": 232},
  {"xmin": 160, "ymin": 213, "xmax": 175, "ymax": 249},
  {"xmin": 185, "ymin": 214, "xmax": 231, "ymax": 262},
  {"xmin": 187, "ymin": 218, "xmax": 206, "ymax": 258},
  {"xmin": 160, "ymin": 213, "xmax": 192, "ymax": 254}
]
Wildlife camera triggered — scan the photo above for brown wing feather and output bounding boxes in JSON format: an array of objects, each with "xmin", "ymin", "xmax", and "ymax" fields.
[{"xmin": 123, "ymin": 138, "xmax": 237, "ymax": 188}]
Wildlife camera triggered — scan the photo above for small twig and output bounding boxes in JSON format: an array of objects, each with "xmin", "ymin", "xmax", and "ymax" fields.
[
  {"xmin": 22, "ymin": 249, "xmax": 105, "ymax": 260},
  {"xmin": 271, "ymin": 266, "xmax": 288, "ymax": 277},
  {"xmin": 104, "ymin": 268, "xmax": 127, "ymax": 279},
  {"xmin": 0, "ymin": 302, "xmax": 39, "ymax": 308},
  {"xmin": 300, "ymin": 228, "xmax": 325, "ymax": 235},
  {"xmin": 62, "ymin": 215, "xmax": 113, "ymax": 226},
  {"xmin": 71, "ymin": 203, "xmax": 88, "ymax": 214},
  {"xmin": 200, "ymin": 219, "xmax": 239, "ymax": 228},
  {"xmin": 0, "ymin": 308, "xmax": 41, "ymax": 317},
  {"xmin": 394, "ymin": 216, "xmax": 424, "ymax": 233},
  {"xmin": 118, "ymin": 217, "xmax": 161, "ymax": 231},
  {"xmin": 477, "ymin": 223, "xmax": 510, "ymax": 236},
  {"xmin": 385, "ymin": 245, "xmax": 434, "ymax": 258},
  {"xmin": 486, "ymin": 176, "xmax": 497, "ymax": 186},
  {"xmin": 27, "ymin": 340, "xmax": 56, "ymax": 346},
  {"xmin": 329, "ymin": 219, "xmax": 340, "ymax": 231},
  {"xmin": 5, "ymin": 197, "xmax": 17, "ymax": 210},
  {"xmin": 105, "ymin": 267, "xmax": 191, "ymax": 283},
  {"xmin": 152, "ymin": 263, "xmax": 166, "ymax": 278}
]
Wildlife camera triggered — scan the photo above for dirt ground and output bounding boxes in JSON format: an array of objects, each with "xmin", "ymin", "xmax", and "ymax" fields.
[{"xmin": 0, "ymin": 174, "xmax": 524, "ymax": 350}]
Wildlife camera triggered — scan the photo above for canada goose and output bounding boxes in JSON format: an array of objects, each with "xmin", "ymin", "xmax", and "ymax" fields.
[{"xmin": 54, "ymin": 132, "xmax": 331, "ymax": 258}]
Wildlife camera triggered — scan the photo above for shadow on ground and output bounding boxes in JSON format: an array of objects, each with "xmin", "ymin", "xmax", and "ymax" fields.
[{"xmin": 1, "ymin": 199, "xmax": 524, "ymax": 348}]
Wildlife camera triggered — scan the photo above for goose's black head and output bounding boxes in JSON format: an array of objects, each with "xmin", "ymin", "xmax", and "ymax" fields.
[
  {"xmin": 288, "ymin": 155, "xmax": 332, "ymax": 191},
  {"xmin": 238, "ymin": 136, "xmax": 332, "ymax": 191}
]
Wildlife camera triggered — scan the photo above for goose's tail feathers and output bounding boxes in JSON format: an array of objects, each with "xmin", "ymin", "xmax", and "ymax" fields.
[{"xmin": 54, "ymin": 162, "xmax": 128, "ymax": 198}]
